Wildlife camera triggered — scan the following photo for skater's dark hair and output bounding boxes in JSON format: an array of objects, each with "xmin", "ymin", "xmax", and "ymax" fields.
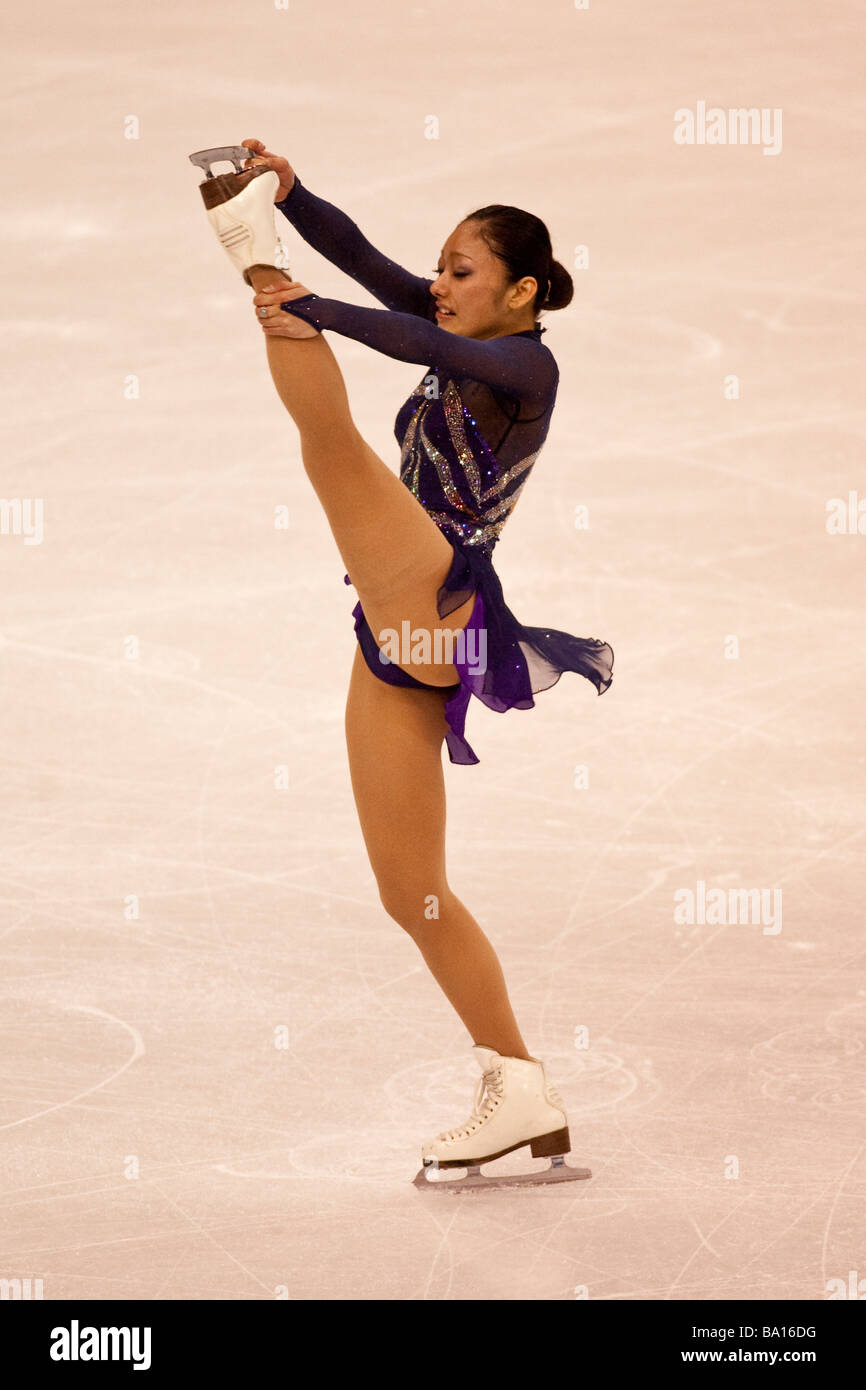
[{"xmin": 463, "ymin": 204, "xmax": 574, "ymax": 317}]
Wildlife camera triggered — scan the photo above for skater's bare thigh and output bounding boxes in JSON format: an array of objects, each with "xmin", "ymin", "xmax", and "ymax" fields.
[
  {"xmin": 305, "ymin": 430, "xmax": 476, "ymax": 688},
  {"xmin": 253, "ymin": 296, "xmax": 476, "ymax": 686},
  {"xmin": 363, "ymin": 582, "xmax": 476, "ymax": 692},
  {"xmin": 345, "ymin": 645, "xmax": 449, "ymax": 920}
]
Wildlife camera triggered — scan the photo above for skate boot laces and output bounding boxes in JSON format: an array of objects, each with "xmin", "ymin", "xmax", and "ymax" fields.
[{"xmin": 438, "ymin": 1066, "xmax": 504, "ymax": 1144}]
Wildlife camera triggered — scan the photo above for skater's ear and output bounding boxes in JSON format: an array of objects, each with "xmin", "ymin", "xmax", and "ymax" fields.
[{"xmin": 504, "ymin": 275, "xmax": 539, "ymax": 312}]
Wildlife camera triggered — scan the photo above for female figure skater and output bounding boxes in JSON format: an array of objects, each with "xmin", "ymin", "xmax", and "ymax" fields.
[{"xmin": 192, "ymin": 138, "xmax": 613, "ymax": 1187}]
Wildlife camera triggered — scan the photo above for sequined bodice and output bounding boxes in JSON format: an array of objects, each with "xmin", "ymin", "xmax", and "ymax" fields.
[
  {"xmin": 274, "ymin": 179, "xmax": 559, "ymax": 555},
  {"xmin": 395, "ymin": 377, "xmax": 551, "ymax": 556}
]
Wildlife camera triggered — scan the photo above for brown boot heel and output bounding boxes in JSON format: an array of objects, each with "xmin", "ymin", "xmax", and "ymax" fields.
[
  {"xmin": 198, "ymin": 164, "xmax": 272, "ymax": 211},
  {"xmin": 530, "ymin": 1126, "xmax": 571, "ymax": 1158}
]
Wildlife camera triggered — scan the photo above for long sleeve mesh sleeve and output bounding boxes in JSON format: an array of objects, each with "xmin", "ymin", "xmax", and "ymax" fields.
[
  {"xmin": 276, "ymin": 177, "xmax": 434, "ymax": 317},
  {"xmin": 278, "ymin": 293, "xmax": 558, "ymax": 404}
]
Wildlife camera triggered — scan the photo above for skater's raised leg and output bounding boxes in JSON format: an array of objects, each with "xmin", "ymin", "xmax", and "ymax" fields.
[{"xmin": 248, "ymin": 265, "xmax": 476, "ymax": 688}]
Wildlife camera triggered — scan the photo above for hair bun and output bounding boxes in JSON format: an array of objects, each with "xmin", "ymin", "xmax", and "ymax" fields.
[
  {"xmin": 544, "ymin": 259, "xmax": 574, "ymax": 311},
  {"xmin": 462, "ymin": 204, "xmax": 574, "ymax": 315}
]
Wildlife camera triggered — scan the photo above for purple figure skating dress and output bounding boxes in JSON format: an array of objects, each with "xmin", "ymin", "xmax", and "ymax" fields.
[{"xmin": 275, "ymin": 178, "xmax": 614, "ymax": 764}]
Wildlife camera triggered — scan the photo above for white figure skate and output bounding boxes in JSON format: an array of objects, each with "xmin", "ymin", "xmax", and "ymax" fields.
[
  {"xmin": 413, "ymin": 1046, "xmax": 591, "ymax": 1191},
  {"xmin": 189, "ymin": 144, "xmax": 290, "ymax": 286}
]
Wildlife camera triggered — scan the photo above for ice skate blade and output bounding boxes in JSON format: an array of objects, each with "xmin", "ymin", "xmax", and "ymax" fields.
[
  {"xmin": 413, "ymin": 1156, "xmax": 592, "ymax": 1191},
  {"xmin": 189, "ymin": 146, "xmax": 252, "ymax": 178}
]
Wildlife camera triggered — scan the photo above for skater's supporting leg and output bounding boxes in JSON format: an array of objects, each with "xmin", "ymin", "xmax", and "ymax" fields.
[
  {"xmin": 345, "ymin": 646, "xmax": 532, "ymax": 1061},
  {"xmin": 248, "ymin": 269, "xmax": 475, "ymax": 688}
]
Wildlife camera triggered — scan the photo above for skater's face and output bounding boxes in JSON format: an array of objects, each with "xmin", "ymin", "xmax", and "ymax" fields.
[{"xmin": 431, "ymin": 222, "xmax": 539, "ymax": 339}]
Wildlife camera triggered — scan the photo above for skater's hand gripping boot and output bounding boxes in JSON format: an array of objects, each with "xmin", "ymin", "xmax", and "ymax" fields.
[
  {"xmin": 240, "ymin": 137, "xmax": 296, "ymax": 202},
  {"xmin": 252, "ymin": 281, "xmax": 320, "ymax": 340},
  {"xmin": 189, "ymin": 145, "xmax": 289, "ymax": 287}
]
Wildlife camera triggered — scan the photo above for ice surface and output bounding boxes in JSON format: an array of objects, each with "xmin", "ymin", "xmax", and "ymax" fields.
[{"xmin": 1, "ymin": 0, "xmax": 863, "ymax": 1301}]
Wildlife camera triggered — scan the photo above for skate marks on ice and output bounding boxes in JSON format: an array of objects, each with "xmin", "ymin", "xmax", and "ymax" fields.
[
  {"xmin": 213, "ymin": 1140, "xmax": 591, "ymax": 1192},
  {"xmin": 0, "ymin": 1001, "xmax": 145, "ymax": 1133},
  {"xmin": 211, "ymin": 1048, "xmax": 649, "ymax": 1190},
  {"xmin": 749, "ymin": 1004, "xmax": 866, "ymax": 1114},
  {"xmin": 563, "ymin": 304, "xmax": 723, "ymax": 372},
  {"xmin": 212, "ymin": 1135, "xmax": 415, "ymax": 1185}
]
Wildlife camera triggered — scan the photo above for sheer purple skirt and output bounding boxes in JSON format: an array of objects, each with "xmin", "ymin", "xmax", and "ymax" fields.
[{"xmin": 345, "ymin": 541, "xmax": 613, "ymax": 765}]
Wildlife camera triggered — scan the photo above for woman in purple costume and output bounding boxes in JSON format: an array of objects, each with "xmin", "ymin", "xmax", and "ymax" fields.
[{"xmin": 203, "ymin": 138, "xmax": 613, "ymax": 1175}]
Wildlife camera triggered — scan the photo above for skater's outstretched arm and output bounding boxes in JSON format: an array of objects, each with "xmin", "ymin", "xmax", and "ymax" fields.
[
  {"xmin": 276, "ymin": 178, "xmax": 435, "ymax": 318},
  {"xmin": 268, "ymin": 291, "xmax": 558, "ymax": 405}
]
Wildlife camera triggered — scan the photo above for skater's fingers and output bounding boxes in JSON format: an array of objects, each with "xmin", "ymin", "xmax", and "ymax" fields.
[
  {"xmin": 238, "ymin": 143, "xmax": 295, "ymax": 199},
  {"xmin": 255, "ymin": 310, "xmax": 309, "ymax": 333},
  {"xmin": 253, "ymin": 304, "xmax": 292, "ymax": 322},
  {"xmin": 276, "ymin": 282, "xmax": 313, "ymax": 302},
  {"xmin": 252, "ymin": 282, "xmax": 312, "ymax": 305},
  {"xmin": 251, "ymin": 288, "xmax": 294, "ymax": 306},
  {"xmin": 252, "ymin": 297, "xmax": 288, "ymax": 313},
  {"xmin": 252, "ymin": 281, "xmax": 300, "ymax": 298},
  {"xmin": 258, "ymin": 151, "xmax": 292, "ymax": 174},
  {"xmin": 241, "ymin": 139, "xmax": 284, "ymax": 167},
  {"xmin": 258, "ymin": 306, "xmax": 301, "ymax": 324}
]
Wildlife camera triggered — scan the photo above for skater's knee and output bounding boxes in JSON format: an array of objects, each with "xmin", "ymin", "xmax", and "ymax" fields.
[{"xmin": 378, "ymin": 880, "xmax": 451, "ymax": 934}]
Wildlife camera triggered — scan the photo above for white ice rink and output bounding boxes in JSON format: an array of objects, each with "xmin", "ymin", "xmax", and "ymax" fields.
[{"xmin": 1, "ymin": 0, "xmax": 864, "ymax": 1299}]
